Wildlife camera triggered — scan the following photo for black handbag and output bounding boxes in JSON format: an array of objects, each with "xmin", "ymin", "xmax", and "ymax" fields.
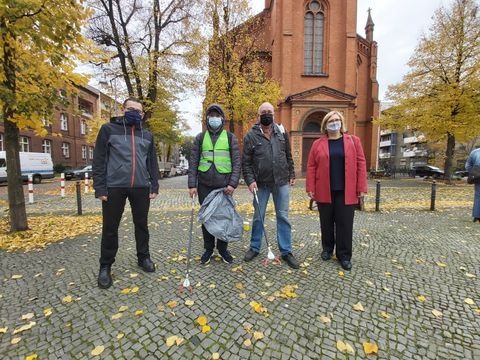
[{"xmin": 467, "ymin": 165, "xmax": 480, "ymax": 184}]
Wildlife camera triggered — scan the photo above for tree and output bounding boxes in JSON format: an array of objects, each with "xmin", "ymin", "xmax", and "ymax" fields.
[
  {"xmin": 379, "ymin": 0, "xmax": 480, "ymax": 180},
  {"xmin": 0, "ymin": 1, "xmax": 92, "ymax": 231},
  {"xmin": 204, "ymin": 0, "xmax": 282, "ymax": 133},
  {"xmin": 86, "ymin": 0, "xmax": 204, "ymax": 136}
]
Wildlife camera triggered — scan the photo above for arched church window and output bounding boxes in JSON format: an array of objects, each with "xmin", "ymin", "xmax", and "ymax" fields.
[{"xmin": 304, "ymin": 0, "xmax": 325, "ymax": 75}]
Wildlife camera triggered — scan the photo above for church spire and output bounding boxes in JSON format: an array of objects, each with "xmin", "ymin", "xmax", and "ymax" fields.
[{"xmin": 365, "ymin": 8, "xmax": 374, "ymax": 42}]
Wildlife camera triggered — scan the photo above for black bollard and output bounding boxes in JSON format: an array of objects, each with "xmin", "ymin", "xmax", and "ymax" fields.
[
  {"xmin": 430, "ymin": 180, "xmax": 436, "ymax": 211},
  {"xmin": 76, "ymin": 180, "xmax": 82, "ymax": 215},
  {"xmin": 375, "ymin": 180, "xmax": 381, "ymax": 212}
]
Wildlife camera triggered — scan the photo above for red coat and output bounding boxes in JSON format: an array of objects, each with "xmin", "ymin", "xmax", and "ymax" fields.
[{"xmin": 306, "ymin": 134, "xmax": 368, "ymax": 205}]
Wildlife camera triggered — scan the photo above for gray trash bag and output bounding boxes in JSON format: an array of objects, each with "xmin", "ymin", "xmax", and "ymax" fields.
[{"xmin": 197, "ymin": 188, "xmax": 243, "ymax": 242}]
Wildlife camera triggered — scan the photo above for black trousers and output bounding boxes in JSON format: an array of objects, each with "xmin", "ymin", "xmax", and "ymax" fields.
[
  {"xmin": 197, "ymin": 184, "xmax": 228, "ymax": 252},
  {"xmin": 100, "ymin": 187, "xmax": 151, "ymax": 266},
  {"xmin": 317, "ymin": 191, "xmax": 355, "ymax": 261}
]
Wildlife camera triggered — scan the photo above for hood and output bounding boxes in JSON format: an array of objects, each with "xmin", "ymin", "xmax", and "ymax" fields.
[{"xmin": 205, "ymin": 103, "xmax": 225, "ymax": 133}]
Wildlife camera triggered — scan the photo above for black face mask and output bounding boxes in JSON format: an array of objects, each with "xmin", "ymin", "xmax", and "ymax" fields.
[{"xmin": 260, "ymin": 113, "xmax": 273, "ymax": 126}]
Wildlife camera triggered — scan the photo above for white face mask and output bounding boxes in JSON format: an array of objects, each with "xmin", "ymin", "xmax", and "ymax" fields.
[{"xmin": 326, "ymin": 121, "xmax": 341, "ymax": 133}]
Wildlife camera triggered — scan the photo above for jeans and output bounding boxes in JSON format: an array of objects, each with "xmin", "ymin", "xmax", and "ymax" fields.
[
  {"xmin": 250, "ymin": 183, "xmax": 292, "ymax": 256},
  {"xmin": 473, "ymin": 184, "xmax": 480, "ymax": 218}
]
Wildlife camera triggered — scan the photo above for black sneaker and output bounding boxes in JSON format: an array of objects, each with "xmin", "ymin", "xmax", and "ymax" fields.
[
  {"xmin": 321, "ymin": 251, "xmax": 332, "ymax": 261},
  {"xmin": 219, "ymin": 249, "xmax": 233, "ymax": 264},
  {"xmin": 244, "ymin": 249, "xmax": 259, "ymax": 262},
  {"xmin": 340, "ymin": 260, "xmax": 352, "ymax": 271},
  {"xmin": 138, "ymin": 258, "xmax": 155, "ymax": 272},
  {"xmin": 281, "ymin": 253, "xmax": 300, "ymax": 269},
  {"xmin": 201, "ymin": 249, "xmax": 214, "ymax": 265},
  {"xmin": 97, "ymin": 265, "xmax": 112, "ymax": 289}
]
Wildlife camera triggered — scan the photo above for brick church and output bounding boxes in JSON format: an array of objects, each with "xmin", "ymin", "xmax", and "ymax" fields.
[{"xmin": 239, "ymin": 0, "xmax": 380, "ymax": 175}]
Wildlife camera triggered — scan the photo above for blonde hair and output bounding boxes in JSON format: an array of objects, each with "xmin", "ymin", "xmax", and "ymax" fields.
[{"xmin": 320, "ymin": 111, "xmax": 347, "ymax": 134}]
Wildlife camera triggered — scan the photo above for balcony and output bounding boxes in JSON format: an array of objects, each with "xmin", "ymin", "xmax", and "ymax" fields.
[
  {"xmin": 379, "ymin": 140, "xmax": 392, "ymax": 147},
  {"xmin": 403, "ymin": 149, "xmax": 428, "ymax": 158},
  {"xmin": 403, "ymin": 136, "xmax": 418, "ymax": 144},
  {"xmin": 379, "ymin": 153, "xmax": 391, "ymax": 159},
  {"xmin": 380, "ymin": 129, "xmax": 392, "ymax": 135}
]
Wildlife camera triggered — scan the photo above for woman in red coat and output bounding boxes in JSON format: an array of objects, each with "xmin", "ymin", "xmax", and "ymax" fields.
[{"xmin": 306, "ymin": 111, "xmax": 367, "ymax": 271}]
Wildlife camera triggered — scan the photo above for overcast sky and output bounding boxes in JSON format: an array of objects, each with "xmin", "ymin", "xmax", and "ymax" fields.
[{"xmin": 185, "ymin": 0, "xmax": 456, "ymax": 135}]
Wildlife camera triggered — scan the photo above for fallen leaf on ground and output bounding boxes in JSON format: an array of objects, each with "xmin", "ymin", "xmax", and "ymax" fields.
[
  {"xmin": 208, "ymin": 283, "xmax": 216, "ymax": 289},
  {"xmin": 319, "ymin": 315, "xmax": 331, "ymax": 324},
  {"xmin": 379, "ymin": 311, "xmax": 390, "ymax": 320},
  {"xmin": 363, "ymin": 342, "xmax": 379, "ymax": 355},
  {"xmin": 11, "ymin": 337, "xmax": 21, "ymax": 344},
  {"xmin": 130, "ymin": 273, "xmax": 138, "ymax": 278},
  {"xmin": 62, "ymin": 295, "xmax": 73, "ymax": 304},
  {"xmin": 43, "ymin": 308, "xmax": 52, "ymax": 317},
  {"xmin": 475, "ymin": 308, "xmax": 480, "ymax": 315},
  {"xmin": 250, "ymin": 301, "xmax": 268, "ymax": 314},
  {"xmin": 165, "ymin": 335, "xmax": 184, "ymax": 347},
  {"xmin": 119, "ymin": 306, "xmax": 128, "ymax": 312},
  {"xmin": 384, "ymin": 272, "xmax": 392, "ymax": 277},
  {"xmin": 202, "ymin": 325, "xmax": 211, "ymax": 333},
  {"xmin": 253, "ymin": 331, "xmax": 264, "ymax": 340},
  {"xmin": 212, "ymin": 353, "xmax": 220, "ymax": 360},
  {"xmin": 417, "ymin": 295, "xmax": 427, "ymax": 302},
  {"xmin": 196, "ymin": 315, "xmax": 208, "ymax": 326},
  {"xmin": 111, "ymin": 313, "xmax": 123, "ymax": 320},
  {"xmin": 0, "ymin": 327, "xmax": 7, "ymax": 334},
  {"xmin": 21, "ymin": 313, "xmax": 34, "ymax": 320},
  {"xmin": 435, "ymin": 261, "xmax": 447, "ymax": 267},
  {"xmin": 365, "ymin": 280, "xmax": 374, "ymax": 287},
  {"xmin": 243, "ymin": 338, "xmax": 252, "ymax": 347},
  {"xmin": 167, "ymin": 300, "xmax": 177, "ymax": 309},
  {"xmin": 353, "ymin": 302, "xmax": 365, "ymax": 312},
  {"xmin": 431, "ymin": 309, "xmax": 443, "ymax": 317},
  {"xmin": 25, "ymin": 354, "xmax": 38, "ymax": 360},
  {"xmin": 337, "ymin": 340, "xmax": 355, "ymax": 354},
  {"xmin": 338, "ymin": 271, "xmax": 345, "ymax": 277},
  {"xmin": 231, "ymin": 265, "xmax": 243, "ymax": 272},
  {"xmin": 121, "ymin": 288, "xmax": 131, "ymax": 295},
  {"xmin": 13, "ymin": 321, "xmax": 36, "ymax": 334},
  {"xmin": 130, "ymin": 287, "xmax": 139, "ymax": 293},
  {"xmin": 465, "ymin": 273, "xmax": 476, "ymax": 278},
  {"xmin": 235, "ymin": 283, "xmax": 244, "ymax": 290},
  {"xmin": 464, "ymin": 298, "xmax": 475, "ymax": 305},
  {"xmin": 91, "ymin": 345, "xmax": 105, "ymax": 356},
  {"xmin": 185, "ymin": 299, "xmax": 194, "ymax": 306},
  {"xmin": 11, "ymin": 274, "xmax": 22, "ymax": 279},
  {"xmin": 116, "ymin": 332, "xmax": 124, "ymax": 340},
  {"xmin": 135, "ymin": 310, "xmax": 144, "ymax": 316},
  {"xmin": 239, "ymin": 293, "xmax": 247, "ymax": 299}
]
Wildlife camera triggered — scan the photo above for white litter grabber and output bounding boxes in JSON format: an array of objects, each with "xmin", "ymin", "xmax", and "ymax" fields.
[
  {"xmin": 179, "ymin": 195, "xmax": 195, "ymax": 293},
  {"xmin": 253, "ymin": 188, "xmax": 277, "ymax": 264}
]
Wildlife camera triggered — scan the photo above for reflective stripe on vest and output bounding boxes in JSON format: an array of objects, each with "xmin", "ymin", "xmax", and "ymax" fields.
[{"xmin": 198, "ymin": 130, "xmax": 232, "ymax": 173}]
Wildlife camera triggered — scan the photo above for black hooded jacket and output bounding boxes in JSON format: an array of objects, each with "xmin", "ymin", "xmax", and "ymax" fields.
[
  {"xmin": 92, "ymin": 116, "xmax": 159, "ymax": 197},
  {"xmin": 188, "ymin": 104, "xmax": 241, "ymax": 189}
]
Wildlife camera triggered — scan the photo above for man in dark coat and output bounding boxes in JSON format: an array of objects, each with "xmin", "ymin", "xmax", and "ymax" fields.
[
  {"xmin": 188, "ymin": 104, "xmax": 241, "ymax": 264},
  {"xmin": 242, "ymin": 102, "xmax": 300, "ymax": 269},
  {"xmin": 93, "ymin": 97, "xmax": 159, "ymax": 289}
]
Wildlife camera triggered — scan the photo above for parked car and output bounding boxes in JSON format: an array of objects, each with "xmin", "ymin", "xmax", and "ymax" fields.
[
  {"xmin": 65, "ymin": 165, "xmax": 92, "ymax": 180},
  {"xmin": 410, "ymin": 165, "xmax": 445, "ymax": 179},
  {"xmin": 452, "ymin": 170, "xmax": 468, "ymax": 180}
]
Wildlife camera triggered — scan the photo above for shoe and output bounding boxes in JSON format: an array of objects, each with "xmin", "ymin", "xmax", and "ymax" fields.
[
  {"xmin": 97, "ymin": 265, "xmax": 112, "ymax": 289},
  {"xmin": 281, "ymin": 253, "xmax": 300, "ymax": 269},
  {"xmin": 138, "ymin": 258, "xmax": 155, "ymax": 272},
  {"xmin": 219, "ymin": 249, "xmax": 233, "ymax": 264},
  {"xmin": 201, "ymin": 249, "xmax": 214, "ymax": 265},
  {"xmin": 244, "ymin": 249, "xmax": 259, "ymax": 262},
  {"xmin": 321, "ymin": 251, "xmax": 332, "ymax": 261},
  {"xmin": 340, "ymin": 260, "xmax": 352, "ymax": 271},
  {"xmin": 474, "ymin": 218, "xmax": 480, "ymax": 223}
]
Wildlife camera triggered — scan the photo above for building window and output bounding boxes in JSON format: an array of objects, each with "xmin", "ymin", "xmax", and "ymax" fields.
[
  {"xmin": 42, "ymin": 117, "xmax": 49, "ymax": 126},
  {"xmin": 81, "ymin": 145, "xmax": 87, "ymax": 160},
  {"xmin": 89, "ymin": 146, "xmax": 94, "ymax": 160},
  {"xmin": 0, "ymin": 133, "xmax": 3, "ymax": 151},
  {"xmin": 60, "ymin": 113, "xmax": 68, "ymax": 131},
  {"xmin": 304, "ymin": 0, "xmax": 325, "ymax": 75},
  {"xmin": 19, "ymin": 136, "xmax": 30, "ymax": 152},
  {"xmin": 42, "ymin": 139, "xmax": 52, "ymax": 154},
  {"xmin": 62, "ymin": 142, "xmax": 70, "ymax": 158},
  {"xmin": 80, "ymin": 120, "xmax": 87, "ymax": 135}
]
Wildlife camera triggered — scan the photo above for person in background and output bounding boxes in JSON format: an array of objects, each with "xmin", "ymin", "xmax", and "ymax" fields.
[
  {"xmin": 465, "ymin": 146, "xmax": 480, "ymax": 223},
  {"xmin": 188, "ymin": 104, "xmax": 241, "ymax": 264},
  {"xmin": 242, "ymin": 102, "xmax": 300, "ymax": 269},
  {"xmin": 306, "ymin": 111, "xmax": 367, "ymax": 271},
  {"xmin": 93, "ymin": 97, "xmax": 159, "ymax": 289}
]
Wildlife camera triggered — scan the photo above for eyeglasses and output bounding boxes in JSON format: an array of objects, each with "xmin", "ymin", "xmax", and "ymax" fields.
[
  {"xmin": 126, "ymin": 107, "xmax": 144, "ymax": 114},
  {"xmin": 327, "ymin": 118, "xmax": 341, "ymax": 123}
]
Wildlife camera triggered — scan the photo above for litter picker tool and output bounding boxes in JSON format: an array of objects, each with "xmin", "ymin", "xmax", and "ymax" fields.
[
  {"xmin": 252, "ymin": 188, "xmax": 279, "ymax": 266},
  {"xmin": 179, "ymin": 195, "xmax": 195, "ymax": 293}
]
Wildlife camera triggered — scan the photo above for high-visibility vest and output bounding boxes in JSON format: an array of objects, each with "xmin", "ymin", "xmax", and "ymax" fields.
[{"xmin": 198, "ymin": 130, "xmax": 232, "ymax": 173}]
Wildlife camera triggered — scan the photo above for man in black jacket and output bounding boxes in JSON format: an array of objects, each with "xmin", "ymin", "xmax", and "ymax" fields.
[
  {"xmin": 242, "ymin": 102, "xmax": 300, "ymax": 269},
  {"xmin": 188, "ymin": 104, "xmax": 241, "ymax": 264},
  {"xmin": 93, "ymin": 98, "xmax": 159, "ymax": 289}
]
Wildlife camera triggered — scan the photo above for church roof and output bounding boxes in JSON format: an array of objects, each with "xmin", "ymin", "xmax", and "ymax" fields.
[
  {"xmin": 285, "ymin": 86, "xmax": 355, "ymax": 103},
  {"xmin": 366, "ymin": 8, "xmax": 374, "ymax": 27}
]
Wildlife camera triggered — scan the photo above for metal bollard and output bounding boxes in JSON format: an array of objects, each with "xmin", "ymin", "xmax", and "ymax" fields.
[
  {"xmin": 84, "ymin": 172, "xmax": 89, "ymax": 193},
  {"xmin": 430, "ymin": 180, "xmax": 436, "ymax": 211},
  {"xmin": 375, "ymin": 180, "xmax": 381, "ymax": 212},
  {"xmin": 60, "ymin": 173, "xmax": 65, "ymax": 198},
  {"xmin": 76, "ymin": 180, "xmax": 82, "ymax": 215},
  {"xmin": 28, "ymin": 174, "xmax": 34, "ymax": 204}
]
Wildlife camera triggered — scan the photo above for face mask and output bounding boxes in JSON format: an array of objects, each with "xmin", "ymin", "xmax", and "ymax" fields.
[
  {"xmin": 260, "ymin": 113, "xmax": 273, "ymax": 126},
  {"xmin": 124, "ymin": 110, "xmax": 142, "ymax": 126},
  {"xmin": 208, "ymin": 116, "xmax": 222, "ymax": 130},
  {"xmin": 326, "ymin": 121, "xmax": 341, "ymax": 132}
]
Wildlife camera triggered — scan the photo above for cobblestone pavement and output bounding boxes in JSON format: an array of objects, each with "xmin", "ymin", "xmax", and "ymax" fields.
[{"xmin": 1, "ymin": 176, "xmax": 479, "ymax": 359}]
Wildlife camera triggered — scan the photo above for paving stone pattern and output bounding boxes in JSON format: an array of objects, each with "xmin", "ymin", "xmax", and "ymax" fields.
[{"xmin": 0, "ymin": 177, "xmax": 479, "ymax": 359}]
